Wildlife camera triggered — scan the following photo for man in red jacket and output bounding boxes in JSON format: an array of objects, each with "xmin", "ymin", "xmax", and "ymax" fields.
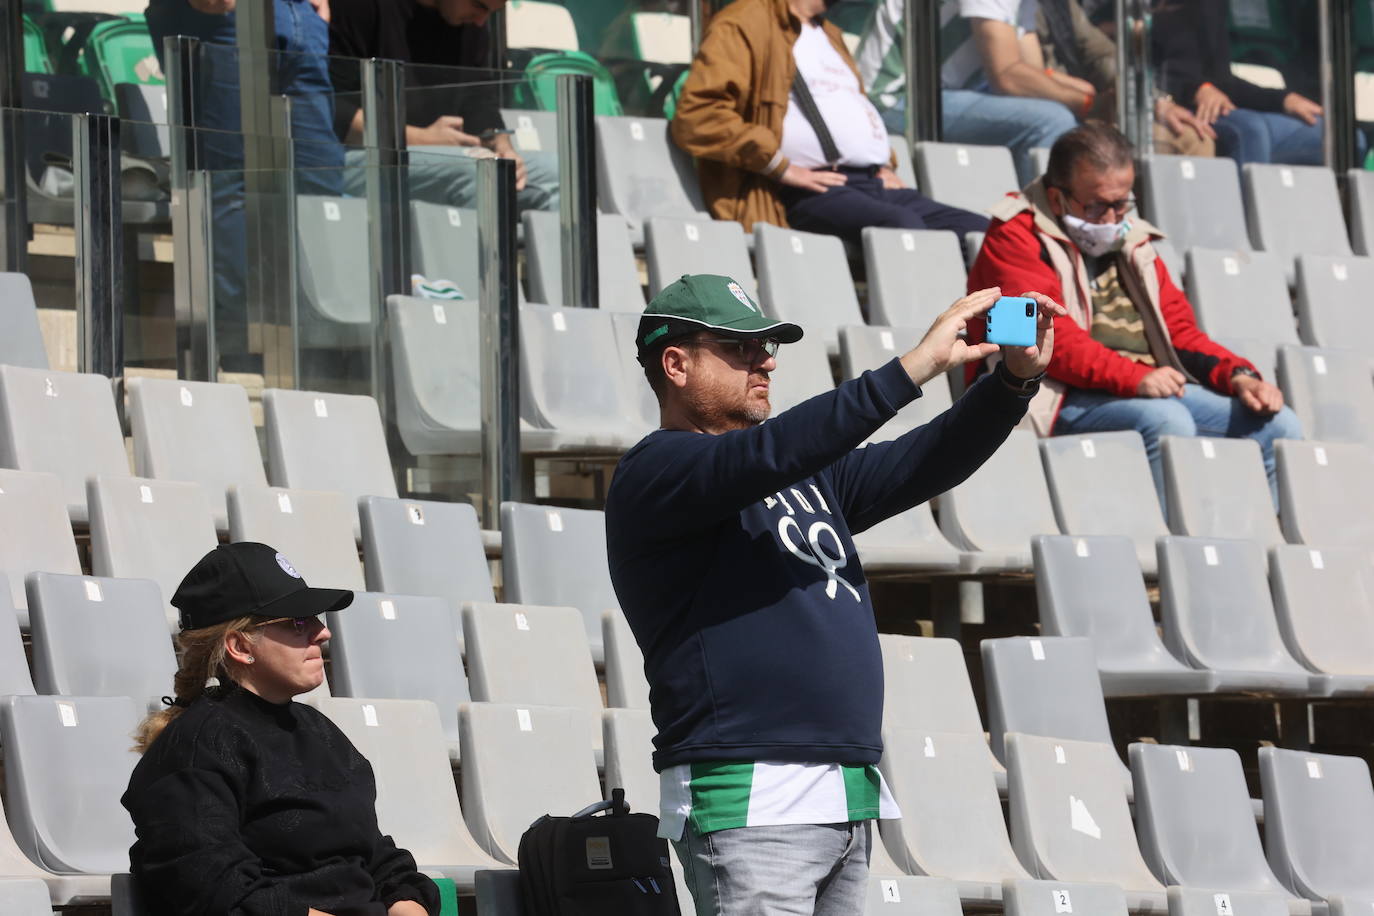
[{"xmin": 967, "ymin": 123, "xmax": 1301, "ymax": 505}]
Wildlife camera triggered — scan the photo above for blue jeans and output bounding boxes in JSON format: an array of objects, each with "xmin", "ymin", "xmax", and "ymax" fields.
[
  {"xmin": 881, "ymin": 90, "xmax": 1077, "ymax": 186},
  {"xmin": 1053, "ymin": 384, "xmax": 1303, "ymax": 511},
  {"xmin": 1213, "ymin": 109, "xmax": 1367, "ymax": 167},
  {"xmin": 672, "ymin": 821, "xmax": 871, "ymax": 916},
  {"xmin": 343, "ymin": 145, "xmax": 562, "ymax": 213},
  {"xmin": 146, "ymin": 0, "xmax": 345, "ymax": 366}
]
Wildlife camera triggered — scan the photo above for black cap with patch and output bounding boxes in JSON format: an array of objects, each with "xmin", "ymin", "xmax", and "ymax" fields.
[{"xmin": 171, "ymin": 542, "xmax": 353, "ymax": 631}]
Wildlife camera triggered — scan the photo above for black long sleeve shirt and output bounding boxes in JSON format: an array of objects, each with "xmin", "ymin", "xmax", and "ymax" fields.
[
  {"xmin": 1151, "ymin": 0, "xmax": 1288, "ymax": 114},
  {"xmin": 122, "ymin": 685, "xmax": 440, "ymax": 916}
]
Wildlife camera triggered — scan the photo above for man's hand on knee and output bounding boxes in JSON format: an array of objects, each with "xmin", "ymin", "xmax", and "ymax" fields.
[
  {"xmin": 1136, "ymin": 367, "xmax": 1187, "ymax": 398},
  {"xmin": 778, "ymin": 165, "xmax": 848, "ymax": 194},
  {"xmin": 1232, "ymin": 375, "xmax": 1284, "ymax": 415}
]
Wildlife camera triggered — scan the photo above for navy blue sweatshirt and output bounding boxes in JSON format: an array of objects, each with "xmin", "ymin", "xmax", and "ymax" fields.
[{"xmin": 605, "ymin": 359, "xmax": 1030, "ymax": 772}]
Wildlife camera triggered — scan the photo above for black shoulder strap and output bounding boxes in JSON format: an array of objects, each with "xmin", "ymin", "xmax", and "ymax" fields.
[{"xmin": 790, "ymin": 69, "xmax": 842, "ymax": 166}]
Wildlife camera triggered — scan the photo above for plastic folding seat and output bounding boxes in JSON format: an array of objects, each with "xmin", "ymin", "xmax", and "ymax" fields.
[
  {"xmin": 644, "ymin": 215, "xmax": 756, "ymax": 298},
  {"xmin": 879, "ymin": 635, "xmax": 1004, "ymax": 789},
  {"xmin": 114, "ymin": 82, "xmax": 169, "ymax": 160},
  {"xmin": 1003, "ymin": 880, "xmax": 1129, "ymax": 916},
  {"xmin": 262, "ymin": 388, "xmax": 397, "ymax": 536},
  {"xmin": 227, "ymin": 486, "xmax": 365, "ymax": 591},
  {"xmin": 1032, "ymin": 535, "xmax": 1217, "ymax": 696},
  {"xmin": 0, "ymin": 877, "xmax": 52, "ymax": 916},
  {"xmin": 1295, "ymin": 255, "xmax": 1374, "ymax": 356},
  {"xmin": 602, "ymin": 609, "xmax": 649, "ymax": 709},
  {"xmin": 27, "ymin": 573, "xmax": 175, "ymax": 711},
  {"xmin": 0, "ymin": 695, "xmax": 140, "ymax": 875},
  {"xmin": 839, "ymin": 325, "xmax": 951, "ymax": 440},
  {"xmin": 595, "ymin": 115, "xmax": 708, "ymax": 235},
  {"xmin": 1153, "ymin": 236, "xmax": 1185, "ymax": 284},
  {"xmin": 755, "ymin": 223, "xmax": 866, "ymax": 355},
  {"xmin": 981, "ymin": 637, "xmax": 1131, "ymax": 794},
  {"xmin": 1170, "ymin": 888, "xmax": 1295, "ymax": 916},
  {"xmin": 126, "ymin": 377, "xmax": 267, "ymax": 532},
  {"xmin": 607, "ymin": 310, "xmax": 660, "ymax": 437},
  {"xmin": 0, "ymin": 576, "xmax": 34, "ymax": 699},
  {"xmin": 913, "ymin": 142, "xmax": 1018, "ymax": 214},
  {"xmin": 407, "ymin": 203, "xmax": 512, "ymax": 305},
  {"xmin": 1028, "ymin": 146, "xmax": 1051, "ymax": 179},
  {"xmin": 326, "ymin": 593, "xmax": 468, "ymax": 759},
  {"xmin": 768, "ymin": 330, "xmax": 834, "ymax": 415},
  {"xmin": 1260, "ymin": 746, "xmax": 1374, "ymax": 906},
  {"xmin": 1350, "ymin": 168, "xmax": 1374, "ymax": 256},
  {"xmin": 519, "ymin": 303, "xmax": 642, "ymax": 450},
  {"xmin": 887, "ymin": 133, "xmax": 919, "ymax": 189},
  {"xmin": 1040, "ymin": 431, "xmax": 1169, "ymax": 576},
  {"xmin": 1277, "ymin": 345, "xmax": 1374, "ymax": 446},
  {"xmin": 0, "ymin": 469, "xmax": 81, "ymax": 629},
  {"xmin": 0, "ymin": 365, "xmax": 130, "ymax": 523},
  {"xmin": 863, "ymin": 876, "xmax": 963, "ymax": 915},
  {"xmin": 1141, "ymin": 154, "xmax": 1251, "ymax": 253},
  {"xmin": 852, "ymin": 502, "xmax": 963, "ymax": 574},
  {"xmin": 1275, "ymin": 440, "xmax": 1374, "ymax": 550},
  {"xmin": 1213, "ymin": 335, "xmax": 1279, "ymax": 384},
  {"xmin": 295, "ymin": 196, "xmax": 372, "ymax": 345},
  {"xmin": 499, "ymin": 107, "xmax": 557, "ymax": 158},
  {"xmin": 0, "ymin": 272, "xmax": 49, "ymax": 369},
  {"xmin": 964, "ymin": 230, "xmax": 985, "ymax": 265},
  {"xmin": 522, "ymin": 210, "xmax": 645, "ymax": 311},
  {"xmin": 1185, "ymin": 249, "xmax": 1297, "ymax": 357},
  {"xmin": 1157, "ymin": 536, "xmax": 1313, "ymax": 694},
  {"xmin": 501, "ymin": 502, "xmax": 619, "ymax": 663},
  {"xmin": 878, "ymin": 729, "xmax": 1032, "ymax": 906},
  {"xmin": 940, "ymin": 430, "xmax": 1061, "ymax": 574},
  {"xmin": 87, "ymin": 476, "xmax": 218, "ymax": 630},
  {"xmin": 1160, "ymin": 435, "xmax": 1283, "ymax": 547},
  {"xmin": 1270, "ymin": 545, "xmax": 1374, "ymax": 696},
  {"xmin": 1244, "ymin": 164, "xmax": 1352, "ymax": 277},
  {"xmin": 458, "ymin": 702, "xmax": 603, "ymax": 864},
  {"xmin": 1131, "ymin": 742, "xmax": 1312, "ymax": 914},
  {"xmin": 1004, "ymin": 733, "xmax": 1166, "ymax": 913},
  {"xmin": 359, "ymin": 496, "xmax": 495, "ymax": 610},
  {"xmin": 861, "ymin": 228, "xmax": 967, "ymax": 330},
  {"xmin": 311, "ymin": 698, "xmax": 505, "ymax": 888},
  {"xmin": 518, "ymin": 51, "xmax": 623, "ymax": 116}
]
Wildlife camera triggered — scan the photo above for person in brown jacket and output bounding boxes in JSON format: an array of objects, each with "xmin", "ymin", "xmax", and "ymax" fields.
[{"xmin": 670, "ymin": 0, "xmax": 987, "ymax": 243}]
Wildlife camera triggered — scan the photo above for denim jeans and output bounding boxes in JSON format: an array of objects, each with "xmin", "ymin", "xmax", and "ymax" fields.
[
  {"xmin": 343, "ymin": 145, "xmax": 561, "ymax": 213},
  {"xmin": 146, "ymin": 0, "xmax": 345, "ymax": 367},
  {"xmin": 1053, "ymin": 384, "xmax": 1304, "ymax": 511},
  {"xmin": 672, "ymin": 820, "xmax": 871, "ymax": 916},
  {"xmin": 880, "ymin": 90, "xmax": 1078, "ymax": 186}
]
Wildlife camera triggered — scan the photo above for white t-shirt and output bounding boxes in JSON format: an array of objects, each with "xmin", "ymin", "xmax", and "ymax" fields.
[
  {"xmin": 781, "ymin": 22, "xmax": 891, "ymax": 169},
  {"xmin": 942, "ymin": 0, "xmax": 1039, "ymax": 91}
]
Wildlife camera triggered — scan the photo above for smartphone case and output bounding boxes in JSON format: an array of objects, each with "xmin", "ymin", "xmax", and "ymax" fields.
[{"xmin": 986, "ymin": 296, "xmax": 1038, "ymax": 348}]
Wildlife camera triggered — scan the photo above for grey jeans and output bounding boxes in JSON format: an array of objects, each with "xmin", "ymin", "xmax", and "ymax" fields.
[
  {"xmin": 343, "ymin": 145, "xmax": 560, "ymax": 212},
  {"xmin": 672, "ymin": 821, "xmax": 872, "ymax": 916}
]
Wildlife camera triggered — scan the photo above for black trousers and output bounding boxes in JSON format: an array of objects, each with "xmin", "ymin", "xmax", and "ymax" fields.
[{"xmin": 779, "ymin": 167, "xmax": 989, "ymax": 246}]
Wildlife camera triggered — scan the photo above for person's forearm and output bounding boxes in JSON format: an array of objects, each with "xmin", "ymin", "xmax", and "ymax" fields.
[{"xmin": 990, "ymin": 60, "xmax": 1089, "ymax": 109}]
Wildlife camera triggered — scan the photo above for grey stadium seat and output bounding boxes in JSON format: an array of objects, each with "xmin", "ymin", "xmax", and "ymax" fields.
[
  {"xmin": 310, "ymin": 698, "xmax": 504, "ymax": 888},
  {"xmin": 981, "ymin": 637, "xmax": 1130, "ymax": 793},
  {"xmin": 1130, "ymin": 742, "xmax": 1311, "ymax": 914},
  {"xmin": 1003, "ymin": 880, "xmax": 1129, "ymax": 916},
  {"xmin": 1277, "ymin": 345, "xmax": 1374, "ymax": 446},
  {"xmin": 27, "ymin": 573, "xmax": 176, "ymax": 711},
  {"xmin": 852, "ymin": 502, "xmax": 963, "ymax": 574},
  {"xmin": 940, "ymin": 430, "xmax": 1062, "ymax": 574},
  {"xmin": 864, "ymin": 876, "xmax": 964, "ymax": 915},
  {"xmin": 1270, "ymin": 545, "xmax": 1374, "ymax": 694},
  {"xmin": 1039, "ymin": 431, "xmax": 1169, "ymax": 576},
  {"xmin": 1168, "ymin": 888, "xmax": 1294, "ymax": 916},
  {"xmin": 1004, "ymin": 733, "xmax": 1166, "ymax": 913},
  {"xmin": 602, "ymin": 609, "xmax": 649, "ymax": 709},
  {"xmin": 768, "ymin": 330, "xmax": 835, "ymax": 415},
  {"xmin": 408, "ymin": 203, "xmax": 489, "ymax": 303},
  {"xmin": 295, "ymin": 195, "xmax": 371, "ymax": 345},
  {"xmin": 755, "ymin": 223, "xmax": 866, "ymax": 355},
  {"xmin": 0, "ymin": 469, "xmax": 81, "ymax": 629},
  {"xmin": 326, "ymin": 594, "xmax": 468, "ymax": 760},
  {"xmin": 1153, "ymin": 236, "xmax": 1186, "ymax": 284},
  {"xmin": 1185, "ymin": 248, "xmax": 1297, "ymax": 354},
  {"xmin": 227, "ymin": 486, "xmax": 365, "ymax": 591},
  {"xmin": 500, "ymin": 108, "xmax": 557, "ymax": 157},
  {"xmin": 459, "ymin": 702, "xmax": 602, "ymax": 864},
  {"xmin": 359, "ymin": 495, "xmax": 496, "ymax": 608},
  {"xmin": 1141, "ymin": 154, "xmax": 1251, "ymax": 253},
  {"xmin": 1027, "ymin": 146, "xmax": 1051, "ymax": 179},
  {"xmin": 0, "ymin": 273, "xmax": 49, "ymax": 369},
  {"xmin": 887, "ymin": 133, "xmax": 919, "ymax": 189},
  {"xmin": 1160, "ymin": 435, "xmax": 1283, "ymax": 547},
  {"xmin": 861, "ymin": 228, "xmax": 967, "ymax": 329},
  {"xmin": 1275, "ymin": 440, "xmax": 1374, "ymax": 550},
  {"xmin": 87, "ymin": 476, "xmax": 219, "ymax": 630},
  {"xmin": 0, "ymin": 877, "xmax": 52, "ymax": 916},
  {"xmin": 608, "ymin": 310, "xmax": 661, "ymax": 438},
  {"xmin": 522, "ymin": 210, "xmax": 645, "ymax": 311},
  {"xmin": 0, "ymin": 784, "xmax": 109, "ymax": 906},
  {"xmin": 1244, "ymin": 163, "xmax": 1352, "ymax": 273},
  {"xmin": 500, "ymin": 502, "xmax": 620, "ymax": 663},
  {"xmin": 914, "ymin": 142, "xmax": 1018, "ymax": 214},
  {"xmin": 879, "ymin": 635, "xmax": 1005, "ymax": 789},
  {"xmin": 1295, "ymin": 255, "xmax": 1374, "ymax": 355},
  {"xmin": 1259, "ymin": 745, "xmax": 1374, "ymax": 905},
  {"xmin": 126, "ymin": 377, "xmax": 267, "ymax": 532},
  {"xmin": 839, "ymin": 325, "xmax": 951, "ymax": 440},
  {"xmin": 595, "ymin": 115, "xmax": 707, "ymax": 235},
  {"xmin": 1351, "ymin": 168, "xmax": 1374, "ymax": 256},
  {"xmin": 0, "ymin": 694, "xmax": 140, "ymax": 875},
  {"xmin": 878, "ymin": 729, "xmax": 1031, "ymax": 906},
  {"xmin": 0, "ymin": 575, "xmax": 34, "ymax": 698},
  {"xmin": 1157, "ymin": 536, "xmax": 1313, "ymax": 694},
  {"xmin": 644, "ymin": 216, "xmax": 756, "ymax": 299},
  {"xmin": 1215, "ymin": 335, "xmax": 1279, "ymax": 385},
  {"xmin": 115, "ymin": 82, "xmax": 169, "ymax": 160},
  {"xmin": 0, "ymin": 365, "xmax": 130, "ymax": 523},
  {"xmin": 461, "ymin": 603, "xmax": 603, "ymax": 758},
  {"xmin": 964, "ymin": 231, "xmax": 985, "ymax": 265},
  {"xmin": 1032, "ymin": 535, "xmax": 1217, "ymax": 696}
]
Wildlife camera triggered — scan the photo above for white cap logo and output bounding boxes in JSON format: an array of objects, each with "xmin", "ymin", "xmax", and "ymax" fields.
[
  {"xmin": 275, "ymin": 553, "xmax": 301, "ymax": 578},
  {"xmin": 726, "ymin": 281, "xmax": 757, "ymax": 313}
]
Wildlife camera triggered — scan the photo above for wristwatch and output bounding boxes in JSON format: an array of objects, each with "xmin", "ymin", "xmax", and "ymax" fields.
[
  {"xmin": 1231, "ymin": 367, "xmax": 1261, "ymax": 382},
  {"xmin": 996, "ymin": 360, "xmax": 1046, "ymax": 395}
]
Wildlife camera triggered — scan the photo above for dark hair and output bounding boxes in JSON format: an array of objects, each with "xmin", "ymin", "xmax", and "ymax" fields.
[
  {"xmin": 1045, "ymin": 123, "xmax": 1135, "ymax": 191},
  {"xmin": 642, "ymin": 347, "xmax": 669, "ymax": 400}
]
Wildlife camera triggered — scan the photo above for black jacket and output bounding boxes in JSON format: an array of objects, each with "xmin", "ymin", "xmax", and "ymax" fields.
[{"xmin": 1151, "ymin": 0, "xmax": 1288, "ymax": 113}]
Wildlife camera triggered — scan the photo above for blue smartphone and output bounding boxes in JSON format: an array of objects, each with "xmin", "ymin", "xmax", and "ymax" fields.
[{"xmin": 985, "ymin": 296, "xmax": 1038, "ymax": 348}]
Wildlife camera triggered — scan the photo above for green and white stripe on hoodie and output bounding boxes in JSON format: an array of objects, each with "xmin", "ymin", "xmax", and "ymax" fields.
[{"xmin": 657, "ymin": 760, "xmax": 902, "ymax": 841}]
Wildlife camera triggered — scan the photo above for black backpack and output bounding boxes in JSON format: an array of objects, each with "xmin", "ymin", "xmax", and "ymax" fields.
[{"xmin": 517, "ymin": 788, "xmax": 681, "ymax": 916}]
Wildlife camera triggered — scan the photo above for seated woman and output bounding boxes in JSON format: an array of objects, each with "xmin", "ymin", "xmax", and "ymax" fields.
[{"xmin": 122, "ymin": 542, "xmax": 440, "ymax": 916}]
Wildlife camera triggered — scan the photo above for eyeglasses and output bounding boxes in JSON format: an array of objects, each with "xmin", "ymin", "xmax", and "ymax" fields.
[
  {"xmin": 253, "ymin": 615, "xmax": 321, "ymax": 635},
  {"xmin": 1056, "ymin": 187, "xmax": 1136, "ymax": 221},
  {"xmin": 684, "ymin": 337, "xmax": 781, "ymax": 362}
]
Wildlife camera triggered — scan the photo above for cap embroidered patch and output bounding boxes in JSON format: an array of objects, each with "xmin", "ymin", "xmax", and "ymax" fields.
[
  {"xmin": 642, "ymin": 323, "xmax": 671, "ymax": 347},
  {"xmin": 275, "ymin": 553, "xmax": 301, "ymax": 578},
  {"xmin": 727, "ymin": 281, "xmax": 756, "ymax": 312}
]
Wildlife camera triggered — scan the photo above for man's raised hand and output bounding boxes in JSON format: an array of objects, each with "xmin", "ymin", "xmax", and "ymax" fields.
[
  {"xmin": 1001, "ymin": 290, "xmax": 1066, "ymax": 380},
  {"xmin": 901, "ymin": 287, "xmax": 1004, "ymax": 386}
]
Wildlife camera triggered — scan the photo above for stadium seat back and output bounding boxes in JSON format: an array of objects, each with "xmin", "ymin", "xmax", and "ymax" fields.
[
  {"xmin": 1003, "ymin": 880, "xmax": 1129, "ymax": 916},
  {"xmin": 914, "ymin": 142, "xmax": 1018, "ymax": 214},
  {"xmin": 941, "ymin": 429, "xmax": 1060, "ymax": 567},
  {"xmin": 227, "ymin": 486, "xmax": 364, "ymax": 591},
  {"xmin": 0, "ymin": 468, "xmax": 81, "ymax": 628},
  {"xmin": 1244, "ymin": 163, "xmax": 1352, "ymax": 265},
  {"xmin": 839, "ymin": 325, "xmax": 951, "ymax": 437},
  {"xmin": 1350, "ymin": 168, "xmax": 1374, "ymax": 256},
  {"xmin": 1277, "ymin": 345, "xmax": 1374, "ymax": 446},
  {"xmin": 864, "ymin": 876, "xmax": 965, "ymax": 915},
  {"xmin": 115, "ymin": 81, "xmax": 169, "ymax": 160},
  {"xmin": 852, "ymin": 501, "xmax": 963, "ymax": 573},
  {"xmin": 1270, "ymin": 544, "xmax": 1374, "ymax": 677},
  {"xmin": 408, "ymin": 203, "xmax": 492, "ymax": 303},
  {"xmin": 1141, "ymin": 154, "xmax": 1250, "ymax": 253},
  {"xmin": 1152, "ymin": 236, "xmax": 1185, "ymax": 284},
  {"xmin": 608, "ymin": 310, "xmax": 661, "ymax": 436},
  {"xmin": 602, "ymin": 609, "xmax": 649, "ymax": 709},
  {"xmin": 1185, "ymin": 248, "xmax": 1296, "ymax": 351},
  {"xmin": 0, "ymin": 877, "xmax": 51, "ymax": 915},
  {"xmin": 0, "ymin": 574, "xmax": 34, "ymax": 697},
  {"xmin": 1276, "ymin": 440, "xmax": 1374, "ymax": 550},
  {"xmin": 523, "ymin": 210, "xmax": 645, "ymax": 311},
  {"xmin": 500, "ymin": 107, "xmax": 558, "ymax": 157},
  {"xmin": 602, "ymin": 707, "xmax": 657, "ymax": 813},
  {"xmin": 77, "ymin": 15, "xmax": 161, "ymax": 102},
  {"xmin": 387, "ymin": 295, "xmax": 484, "ymax": 456},
  {"xmin": 595, "ymin": 116, "xmax": 705, "ymax": 231},
  {"xmin": 520, "ymin": 51, "xmax": 623, "ymax": 116},
  {"xmin": 1160, "ymin": 435, "xmax": 1282, "ymax": 546},
  {"xmin": 645, "ymin": 216, "xmax": 756, "ymax": 299},
  {"xmin": 0, "ymin": 272, "xmax": 49, "ymax": 369},
  {"xmin": 768, "ymin": 330, "xmax": 835, "ymax": 415},
  {"xmin": 295, "ymin": 195, "xmax": 371, "ymax": 339},
  {"xmin": 360, "ymin": 495, "xmax": 495, "ymax": 607},
  {"xmin": 887, "ymin": 133, "xmax": 919, "ymax": 189},
  {"xmin": 755, "ymin": 223, "xmax": 864, "ymax": 355},
  {"xmin": 1295, "ymin": 254, "xmax": 1374, "ymax": 352},
  {"xmin": 862, "ymin": 228, "xmax": 966, "ymax": 330}
]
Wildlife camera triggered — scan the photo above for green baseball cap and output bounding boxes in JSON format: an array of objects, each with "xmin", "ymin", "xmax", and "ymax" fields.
[{"xmin": 636, "ymin": 274, "xmax": 804, "ymax": 361}]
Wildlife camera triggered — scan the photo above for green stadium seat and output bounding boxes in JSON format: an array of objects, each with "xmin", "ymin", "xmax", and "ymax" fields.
[
  {"xmin": 22, "ymin": 14, "xmax": 51, "ymax": 73},
  {"xmin": 76, "ymin": 13, "xmax": 162, "ymax": 104},
  {"xmin": 513, "ymin": 50, "xmax": 624, "ymax": 117}
]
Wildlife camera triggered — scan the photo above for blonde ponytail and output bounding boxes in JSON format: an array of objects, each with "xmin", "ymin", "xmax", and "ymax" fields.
[{"xmin": 134, "ymin": 616, "xmax": 258, "ymax": 752}]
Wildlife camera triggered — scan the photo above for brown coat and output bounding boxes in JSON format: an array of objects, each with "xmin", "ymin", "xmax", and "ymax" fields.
[{"xmin": 670, "ymin": 0, "xmax": 887, "ymax": 231}]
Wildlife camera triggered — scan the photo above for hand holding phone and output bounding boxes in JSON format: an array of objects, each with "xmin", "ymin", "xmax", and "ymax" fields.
[{"xmin": 985, "ymin": 296, "xmax": 1039, "ymax": 348}]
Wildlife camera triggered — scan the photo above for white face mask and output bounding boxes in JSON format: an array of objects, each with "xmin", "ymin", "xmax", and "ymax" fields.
[{"xmin": 1061, "ymin": 211, "xmax": 1130, "ymax": 258}]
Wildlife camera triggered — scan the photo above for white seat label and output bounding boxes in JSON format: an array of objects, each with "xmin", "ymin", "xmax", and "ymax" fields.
[
  {"xmin": 277, "ymin": 492, "xmax": 294, "ymax": 514},
  {"xmin": 791, "ymin": 235, "xmax": 804, "ymax": 255},
  {"xmin": 1054, "ymin": 889, "xmax": 1074, "ymax": 914},
  {"xmin": 85, "ymin": 580, "xmax": 103, "ymax": 602},
  {"xmin": 1181, "ymin": 160, "xmax": 1196, "ymax": 179},
  {"xmin": 1080, "ymin": 439, "xmax": 1096, "ymax": 458},
  {"xmin": 1200, "ymin": 440, "xmax": 1216, "ymax": 459},
  {"xmin": 140, "ymin": 485, "xmax": 154, "ymax": 503},
  {"xmin": 180, "ymin": 386, "xmax": 194, "ymax": 407},
  {"xmin": 684, "ymin": 223, "xmax": 699, "ymax": 242},
  {"xmin": 1054, "ymin": 744, "xmax": 1066, "ymax": 764},
  {"xmin": 547, "ymin": 510, "xmax": 563, "ymax": 532},
  {"xmin": 552, "ymin": 311, "xmax": 567, "ymax": 332},
  {"xmin": 1280, "ymin": 168, "xmax": 1294, "ymax": 188},
  {"xmin": 1315, "ymin": 446, "xmax": 1329, "ymax": 466},
  {"xmin": 1313, "ymin": 355, "xmax": 1328, "ymax": 375},
  {"xmin": 879, "ymin": 331, "xmax": 895, "ymax": 351},
  {"xmin": 1176, "ymin": 749, "xmax": 1193, "ymax": 772},
  {"xmin": 1203, "ymin": 545, "xmax": 1219, "ymax": 566},
  {"xmin": 58, "ymin": 702, "xmax": 77, "ymax": 727},
  {"xmin": 1307, "ymin": 759, "xmax": 1323, "ymax": 779},
  {"xmin": 1334, "ymin": 262, "xmax": 1349, "ymax": 281},
  {"xmin": 956, "ymin": 147, "xmax": 970, "ymax": 167},
  {"xmin": 433, "ymin": 304, "xmax": 447, "ymax": 325},
  {"xmin": 379, "ymin": 599, "xmax": 396, "ymax": 620},
  {"xmin": 363, "ymin": 704, "xmax": 378, "ymax": 727},
  {"xmin": 1075, "ymin": 538, "xmax": 1090, "ymax": 557},
  {"xmin": 1030, "ymin": 638, "xmax": 1046, "ymax": 660},
  {"xmin": 407, "ymin": 504, "xmax": 425, "ymax": 525},
  {"xmin": 323, "ymin": 201, "xmax": 341, "ymax": 221},
  {"xmin": 515, "ymin": 116, "xmax": 540, "ymax": 151},
  {"xmin": 447, "ymin": 208, "xmax": 462, "ymax": 227},
  {"xmin": 314, "ymin": 398, "xmax": 329, "ymax": 418},
  {"xmin": 923, "ymin": 735, "xmax": 936, "ymax": 758},
  {"xmin": 1223, "ymin": 256, "xmax": 1239, "ymax": 276},
  {"xmin": 515, "ymin": 612, "xmax": 530, "ymax": 631},
  {"xmin": 901, "ymin": 233, "xmax": 915, "ymax": 252},
  {"xmin": 629, "ymin": 121, "xmax": 645, "ymax": 141},
  {"xmin": 44, "ymin": 377, "xmax": 58, "ymax": 398},
  {"xmin": 879, "ymin": 879, "xmax": 901, "ymax": 902},
  {"xmin": 517, "ymin": 708, "xmax": 533, "ymax": 731},
  {"xmin": 1310, "ymin": 549, "xmax": 1324, "ymax": 570},
  {"xmin": 1214, "ymin": 893, "xmax": 1233, "ymax": 915}
]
